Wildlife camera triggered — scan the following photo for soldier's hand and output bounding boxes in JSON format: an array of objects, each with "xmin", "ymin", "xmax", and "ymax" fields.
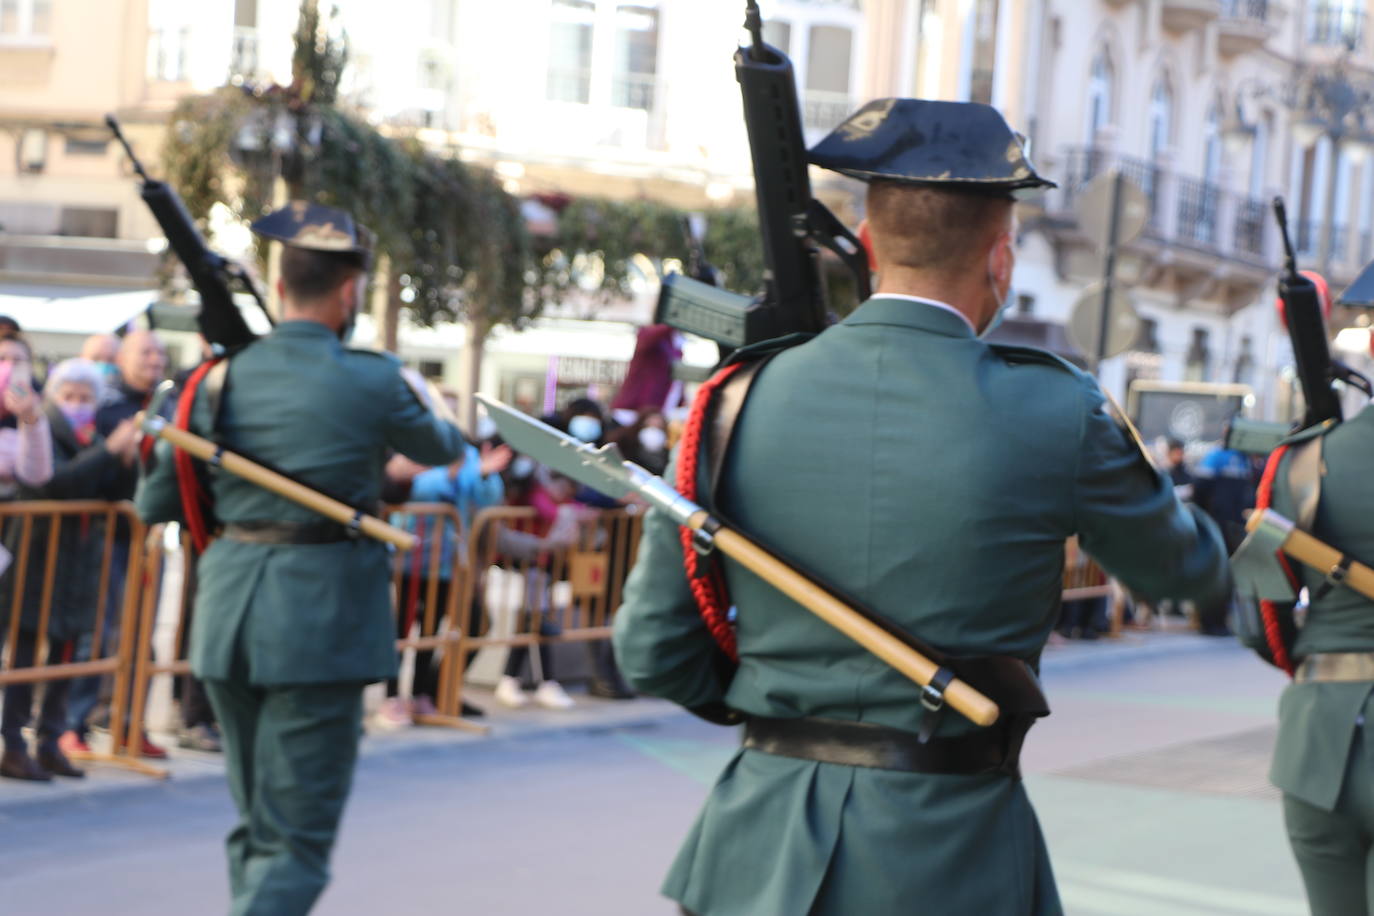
[
  {"xmin": 385, "ymin": 453, "xmax": 428, "ymax": 485},
  {"xmin": 479, "ymin": 443, "xmax": 513, "ymax": 478}
]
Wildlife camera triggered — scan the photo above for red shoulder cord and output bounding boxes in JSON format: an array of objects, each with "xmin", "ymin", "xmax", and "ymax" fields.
[
  {"xmin": 677, "ymin": 362, "xmax": 746, "ymax": 661},
  {"xmin": 173, "ymin": 359, "xmax": 223, "ymax": 554},
  {"xmin": 1254, "ymin": 444, "xmax": 1299, "ymax": 677}
]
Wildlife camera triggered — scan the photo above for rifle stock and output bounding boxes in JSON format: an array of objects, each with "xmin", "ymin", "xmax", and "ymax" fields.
[{"xmin": 654, "ymin": 1, "xmax": 869, "ymax": 349}]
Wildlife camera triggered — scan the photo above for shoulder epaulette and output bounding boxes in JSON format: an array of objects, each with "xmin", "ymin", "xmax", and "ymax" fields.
[
  {"xmin": 1282, "ymin": 418, "xmax": 1339, "ymax": 446},
  {"xmin": 721, "ymin": 332, "xmax": 814, "ymax": 368},
  {"xmin": 345, "ymin": 346, "xmax": 401, "ymax": 362},
  {"xmin": 987, "ymin": 342, "xmax": 1081, "ymax": 375}
]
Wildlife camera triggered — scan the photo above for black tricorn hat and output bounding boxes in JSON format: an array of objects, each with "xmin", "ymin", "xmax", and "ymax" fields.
[
  {"xmin": 251, "ymin": 201, "xmax": 374, "ymax": 266},
  {"xmin": 808, "ymin": 99, "xmax": 1056, "ymax": 198}
]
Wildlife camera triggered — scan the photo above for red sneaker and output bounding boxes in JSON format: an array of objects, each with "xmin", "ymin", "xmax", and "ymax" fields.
[
  {"xmin": 138, "ymin": 733, "xmax": 168, "ymax": 760},
  {"xmin": 58, "ymin": 731, "xmax": 92, "ymax": 757}
]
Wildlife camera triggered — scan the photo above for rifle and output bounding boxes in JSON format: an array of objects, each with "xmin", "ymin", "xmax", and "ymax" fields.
[
  {"xmin": 654, "ymin": 0, "xmax": 870, "ymax": 350},
  {"xmin": 107, "ymin": 115, "xmax": 270, "ymax": 352},
  {"xmin": 1228, "ymin": 199, "xmax": 1372, "ymax": 454}
]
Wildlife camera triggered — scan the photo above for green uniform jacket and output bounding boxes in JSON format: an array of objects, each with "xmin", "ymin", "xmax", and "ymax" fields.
[
  {"xmin": 1269, "ymin": 407, "xmax": 1374, "ymax": 810},
  {"xmin": 136, "ymin": 321, "xmax": 464, "ymax": 685},
  {"xmin": 613, "ymin": 297, "xmax": 1229, "ymax": 916}
]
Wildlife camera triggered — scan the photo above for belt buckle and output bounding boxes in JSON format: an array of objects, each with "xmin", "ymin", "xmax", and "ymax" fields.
[{"xmin": 920, "ymin": 683, "xmax": 945, "ymax": 714}]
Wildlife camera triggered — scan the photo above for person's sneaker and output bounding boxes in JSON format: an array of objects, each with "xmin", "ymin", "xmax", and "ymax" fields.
[
  {"xmin": 178, "ymin": 724, "xmax": 223, "ymax": 753},
  {"xmin": 36, "ymin": 745, "xmax": 84, "ymax": 779},
  {"xmin": 533, "ymin": 680, "xmax": 575, "ymax": 710},
  {"xmin": 460, "ymin": 700, "xmax": 486, "ymax": 718},
  {"xmin": 373, "ymin": 697, "xmax": 413, "ymax": 729},
  {"xmin": 494, "ymin": 675, "xmax": 529, "ymax": 708},
  {"xmin": 58, "ymin": 731, "xmax": 92, "ymax": 758},
  {"xmin": 138, "ymin": 733, "xmax": 169, "ymax": 760},
  {"xmin": 411, "ymin": 695, "xmax": 438, "ymax": 718},
  {"xmin": 0, "ymin": 747, "xmax": 51, "ymax": 782}
]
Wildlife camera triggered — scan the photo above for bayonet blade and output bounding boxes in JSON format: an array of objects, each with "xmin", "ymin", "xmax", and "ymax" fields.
[{"xmin": 475, "ymin": 395, "xmax": 636, "ymax": 501}]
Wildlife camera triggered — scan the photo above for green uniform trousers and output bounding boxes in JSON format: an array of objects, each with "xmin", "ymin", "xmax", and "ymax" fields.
[
  {"xmin": 1283, "ymin": 724, "xmax": 1374, "ymax": 916},
  {"xmin": 203, "ymin": 679, "xmax": 364, "ymax": 916}
]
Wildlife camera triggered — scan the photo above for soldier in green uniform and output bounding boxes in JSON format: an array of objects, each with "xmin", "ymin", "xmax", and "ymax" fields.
[
  {"xmin": 612, "ymin": 100, "xmax": 1230, "ymax": 916},
  {"xmin": 1263, "ymin": 412, "xmax": 1374, "ymax": 915},
  {"xmin": 136, "ymin": 203, "xmax": 465, "ymax": 916}
]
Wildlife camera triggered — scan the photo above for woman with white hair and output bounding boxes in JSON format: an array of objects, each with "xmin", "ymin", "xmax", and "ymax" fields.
[{"xmin": 0, "ymin": 358, "xmax": 139, "ymax": 782}]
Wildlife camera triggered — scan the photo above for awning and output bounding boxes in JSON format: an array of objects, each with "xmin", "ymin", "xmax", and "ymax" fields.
[{"xmin": 0, "ymin": 288, "xmax": 158, "ymax": 335}]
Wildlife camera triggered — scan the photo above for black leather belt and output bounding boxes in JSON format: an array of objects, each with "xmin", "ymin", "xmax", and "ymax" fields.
[
  {"xmin": 743, "ymin": 715, "xmax": 1022, "ymax": 777},
  {"xmin": 222, "ymin": 520, "xmax": 355, "ymax": 545}
]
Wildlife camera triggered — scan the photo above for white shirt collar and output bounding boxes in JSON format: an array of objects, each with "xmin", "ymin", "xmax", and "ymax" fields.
[{"xmin": 872, "ymin": 293, "xmax": 978, "ymax": 335}]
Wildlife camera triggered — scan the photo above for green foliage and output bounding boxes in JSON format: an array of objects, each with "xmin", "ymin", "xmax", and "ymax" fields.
[{"xmin": 157, "ymin": 0, "xmax": 777, "ymax": 337}]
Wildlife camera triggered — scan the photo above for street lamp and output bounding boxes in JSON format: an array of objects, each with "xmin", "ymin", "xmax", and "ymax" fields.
[
  {"xmin": 1290, "ymin": 51, "xmax": 1374, "ymax": 278},
  {"xmin": 1226, "ymin": 47, "xmax": 1374, "ymax": 279}
]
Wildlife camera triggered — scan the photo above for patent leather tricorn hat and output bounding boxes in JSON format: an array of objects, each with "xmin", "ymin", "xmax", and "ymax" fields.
[{"xmin": 809, "ymin": 98, "xmax": 1056, "ymax": 198}]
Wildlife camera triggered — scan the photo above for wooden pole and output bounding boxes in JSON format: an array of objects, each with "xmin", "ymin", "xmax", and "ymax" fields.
[
  {"xmin": 143, "ymin": 418, "xmax": 417, "ymax": 551},
  {"xmin": 1251, "ymin": 509, "xmax": 1374, "ymax": 602},
  {"xmin": 694, "ymin": 514, "xmax": 1001, "ymax": 727}
]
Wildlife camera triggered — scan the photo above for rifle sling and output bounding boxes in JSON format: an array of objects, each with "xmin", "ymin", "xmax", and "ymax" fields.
[{"xmin": 700, "ymin": 350, "xmax": 1049, "ymax": 723}]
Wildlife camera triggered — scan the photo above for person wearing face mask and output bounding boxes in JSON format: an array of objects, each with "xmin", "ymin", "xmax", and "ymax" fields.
[
  {"xmin": 134, "ymin": 202, "xmax": 465, "ymax": 915},
  {"xmin": 64, "ymin": 327, "xmax": 169, "ymax": 761},
  {"xmin": 609, "ymin": 408, "xmax": 671, "ymax": 477},
  {"xmin": 612, "ymin": 100, "xmax": 1229, "ymax": 916},
  {"xmin": 1, "ymin": 358, "xmax": 135, "ymax": 781}
]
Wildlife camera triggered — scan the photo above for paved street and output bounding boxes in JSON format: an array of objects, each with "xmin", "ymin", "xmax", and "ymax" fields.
[{"xmin": 0, "ymin": 637, "xmax": 1304, "ymax": 915}]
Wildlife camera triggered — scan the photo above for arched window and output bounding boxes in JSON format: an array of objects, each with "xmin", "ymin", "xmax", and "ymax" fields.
[
  {"xmin": 1149, "ymin": 75, "xmax": 1174, "ymax": 161},
  {"xmin": 1085, "ymin": 48, "xmax": 1114, "ymax": 146}
]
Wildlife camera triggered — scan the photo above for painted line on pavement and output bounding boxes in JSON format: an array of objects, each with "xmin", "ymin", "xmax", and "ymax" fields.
[{"xmin": 1056, "ymin": 862, "xmax": 1307, "ymax": 916}]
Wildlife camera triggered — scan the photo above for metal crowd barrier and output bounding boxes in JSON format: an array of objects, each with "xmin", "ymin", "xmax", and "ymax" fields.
[
  {"xmin": 0, "ymin": 501, "xmax": 164, "ymax": 776},
  {"xmin": 442, "ymin": 506, "xmax": 643, "ymax": 715}
]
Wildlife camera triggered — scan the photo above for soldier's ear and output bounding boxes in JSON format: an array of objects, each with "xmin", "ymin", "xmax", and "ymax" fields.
[{"xmin": 857, "ymin": 219, "xmax": 877, "ymax": 273}]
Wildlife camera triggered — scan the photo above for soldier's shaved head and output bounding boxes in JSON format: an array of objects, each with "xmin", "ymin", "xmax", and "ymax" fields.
[{"xmin": 865, "ymin": 181, "xmax": 1013, "ymax": 276}]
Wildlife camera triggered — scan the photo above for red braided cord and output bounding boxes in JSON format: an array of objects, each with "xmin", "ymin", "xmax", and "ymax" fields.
[
  {"xmin": 1255, "ymin": 444, "xmax": 1297, "ymax": 677},
  {"xmin": 174, "ymin": 360, "xmax": 221, "ymax": 554},
  {"xmin": 677, "ymin": 362, "xmax": 746, "ymax": 661}
]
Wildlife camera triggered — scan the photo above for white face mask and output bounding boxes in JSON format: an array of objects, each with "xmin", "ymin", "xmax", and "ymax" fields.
[
  {"xmin": 638, "ymin": 426, "xmax": 668, "ymax": 453},
  {"xmin": 980, "ymin": 250, "xmax": 1014, "ymax": 339},
  {"xmin": 510, "ymin": 456, "xmax": 535, "ymax": 479},
  {"xmin": 568, "ymin": 415, "xmax": 602, "ymax": 443}
]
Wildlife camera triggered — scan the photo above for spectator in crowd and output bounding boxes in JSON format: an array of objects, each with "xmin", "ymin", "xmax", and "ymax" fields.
[
  {"xmin": 610, "ymin": 324, "xmax": 684, "ymax": 427},
  {"xmin": 1191, "ymin": 422, "xmax": 1257, "ymax": 636},
  {"xmin": 1165, "ymin": 437, "xmax": 1194, "ymax": 501},
  {"xmin": 2, "ymin": 359, "xmax": 136, "ymax": 780},
  {"xmin": 608, "ymin": 408, "xmax": 670, "ymax": 476},
  {"xmin": 0, "ymin": 316, "xmax": 19, "ymax": 335},
  {"xmin": 0, "ymin": 332, "xmax": 54, "ymax": 780},
  {"xmin": 378, "ymin": 439, "xmax": 512, "ymax": 726},
  {"xmin": 556, "ymin": 397, "xmax": 638, "ymax": 698},
  {"xmin": 492, "ymin": 464, "xmax": 587, "ymax": 710},
  {"xmin": 79, "ymin": 334, "xmax": 120, "ymax": 388},
  {"xmin": 63, "ymin": 330, "xmax": 168, "ymax": 760}
]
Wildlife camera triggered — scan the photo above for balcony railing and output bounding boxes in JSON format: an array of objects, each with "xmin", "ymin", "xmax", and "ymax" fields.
[
  {"xmin": 1221, "ymin": 0, "xmax": 1268, "ymax": 19},
  {"xmin": 230, "ymin": 26, "xmax": 258, "ymax": 81},
  {"xmin": 611, "ymin": 72, "xmax": 657, "ymax": 111},
  {"xmin": 801, "ymin": 90, "xmax": 852, "ymax": 133},
  {"xmin": 1308, "ymin": 3, "xmax": 1365, "ymax": 49},
  {"xmin": 547, "ymin": 68, "xmax": 592, "ymax": 105},
  {"xmin": 1055, "ymin": 146, "xmax": 1271, "ymax": 264}
]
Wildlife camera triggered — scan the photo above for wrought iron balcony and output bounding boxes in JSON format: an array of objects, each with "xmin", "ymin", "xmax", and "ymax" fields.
[
  {"xmin": 1308, "ymin": 3, "xmax": 1365, "ymax": 50},
  {"xmin": 229, "ymin": 27, "xmax": 258, "ymax": 82},
  {"xmin": 1053, "ymin": 147, "xmax": 1270, "ymax": 264},
  {"xmin": 801, "ymin": 90, "xmax": 852, "ymax": 133},
  {"xmin": 1162, "ymin": 0, "xmax": 1221, "ymax": 33},
  {"xmin": 1218, "ymin": 0, "xmax": 1274, "ymax": 55}
]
